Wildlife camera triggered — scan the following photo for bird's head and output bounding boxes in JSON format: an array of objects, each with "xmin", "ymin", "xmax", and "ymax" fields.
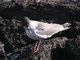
[{"xmin": 23, "ymin": 17, "xmax": 30, "ymax": 27}]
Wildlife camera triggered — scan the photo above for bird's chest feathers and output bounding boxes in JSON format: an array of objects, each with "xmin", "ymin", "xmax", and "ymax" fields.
[{"xmin": 25, "ymin": 28, "xmax": 41, "ymax": 40}]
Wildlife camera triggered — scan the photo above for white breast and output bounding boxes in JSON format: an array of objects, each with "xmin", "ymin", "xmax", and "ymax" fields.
[{"xmin": 24, "ymin": 26, "xmax": 43, "ymax": 40}]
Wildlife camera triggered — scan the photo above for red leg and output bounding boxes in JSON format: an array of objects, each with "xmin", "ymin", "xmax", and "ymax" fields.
[{"xmin": 31, "ymin": 40, "xmax": 41, "ymax": 53}]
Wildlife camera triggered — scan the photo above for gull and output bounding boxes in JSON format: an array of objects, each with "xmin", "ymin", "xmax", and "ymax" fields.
[{"xmin": 23, "ymin": 17, "xmax": 71, "ymax": 53}]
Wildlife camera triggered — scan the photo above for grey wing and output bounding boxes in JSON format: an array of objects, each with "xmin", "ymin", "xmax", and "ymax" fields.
[
  {"xmin": 36, "ymin": 23, "xmax": 63, "ymax": 36},
  {"xmin": 36, "ymin": 28, "xmax": 57, "ymax": 36},
  {"xmin": 36, "ymin": 22, "xmax": 50, "ymax": 31},
  {"xmin": 36, "ymin": 23, "xmax": 44, "ymax": 30}
]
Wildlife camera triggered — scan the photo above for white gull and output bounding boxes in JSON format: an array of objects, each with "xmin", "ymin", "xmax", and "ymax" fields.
[{"xmin": 23, "ymin": 17, "xmax": 71, "ymax": 53}]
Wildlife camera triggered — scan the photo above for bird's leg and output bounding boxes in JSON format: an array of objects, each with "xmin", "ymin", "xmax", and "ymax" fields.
[{"xmin": 31, "ymin": 40, "xmax": 41, "ymax": 53}]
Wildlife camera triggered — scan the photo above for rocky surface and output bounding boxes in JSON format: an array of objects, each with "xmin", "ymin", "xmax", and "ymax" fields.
[{"xmin": 0, "ymin": 0, "xmax": 80, "ymax": 60}]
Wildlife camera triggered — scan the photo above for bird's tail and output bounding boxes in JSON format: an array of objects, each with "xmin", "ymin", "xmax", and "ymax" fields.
[{"xmin": 63, "ymin": 22, "xmax": 71, "ymax": 30}]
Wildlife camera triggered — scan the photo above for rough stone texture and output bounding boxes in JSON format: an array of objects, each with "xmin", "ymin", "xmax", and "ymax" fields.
[{"xmin": 0, "ymin": 0, "xmax": 80, "ymax": 60}]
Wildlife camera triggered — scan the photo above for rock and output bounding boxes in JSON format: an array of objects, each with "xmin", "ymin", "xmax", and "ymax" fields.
[
  {"xmin": 0, "ymin": 41, "xmax": 5, "ymax": 54},
  {"xmin": 0, "ymin": 0, "xmax": 80, "ymax": 60}
]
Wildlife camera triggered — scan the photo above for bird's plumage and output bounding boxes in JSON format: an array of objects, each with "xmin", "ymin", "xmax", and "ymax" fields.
[{"xmin": 23, "ymin": 17, "xmax": 71, "ymax": 40}]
